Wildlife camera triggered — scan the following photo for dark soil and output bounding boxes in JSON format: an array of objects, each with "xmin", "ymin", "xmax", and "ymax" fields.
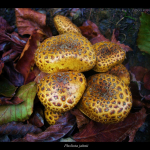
[{"xmin": 0, "ymin": 8, "xmax": 150, "ymax": 142}]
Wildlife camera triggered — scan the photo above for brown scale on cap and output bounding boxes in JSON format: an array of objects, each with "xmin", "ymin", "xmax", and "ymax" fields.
[
  {"xmin": 92, "ymin": 41, "xmax": 126, "ymax": 72},
  {"xmin": 53, "ymin": 15, "xmax": 81, "ymax": 34},
  {"xmin": 107, "ymin": 64, "xmax": 130, "ymax": 85},
  {"xmin": 34, "ymin": 33, "xmax": 96, "ymax": 73},
  {"xmin": 37, "ymin": 71, "xmax": 87, "ymax": 113},
  {"xmin": 77, "ymin": 73, "xmax": 132, "ymax": 124},
  {"xmin": 44, "ymin": 109, "xmax": 62, "ymax": 125}
]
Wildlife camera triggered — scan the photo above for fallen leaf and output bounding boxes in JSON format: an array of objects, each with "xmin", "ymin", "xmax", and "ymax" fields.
[
  {"xmin": 1, "ymin": 49, "xmax": 20, "ymax": 62},
  {"xmin": 129, "ymin": 82, "xmax": 142, "ymax": 101},
  {"xmin": 143, "ymin": 70, "xmax": 150, "ymax": 90},
  {"xmin": 15, "ymin": 8, "xmax": 52, "ymax": 37},
  {"xmin": 128, "ymin": 108, "xmax": 147, "ymax": 142},
  {"xmin": 0, "ymin": 97, "xmax": 11, "ymax": 105},
  {"xmin": 28, "ymin": 110, "xmax": 44, "ymax": 128},
  {"xmin": 143, "ymin": 94, "xmax": 150, "ymax": 100},
  {"xmin": 70, "ymin": 108, "xmax": 90, "ymax": 131},
  {"xmin": 0, "ymin": 60, "xmax": 4, "ymax": 74},
  {"xmin": 60, "ymin": 137, "xmax": 76, "ymax": 142},
  {"xmin": 0, "ymin": 16, "xmax": 14, "ymax": 33},
  {"xmin": 130, "ymin": 66, "xmax": 148, "ymax": 81},
  {"xmin": 25, "ymin": 65, "xmax": 41, "ymax": 84},
  {"xmin": 114, "ymin": 28, "xmax": 120, "ymax": 41},
  {"xmin": 79, "ymin": 20, "xmax": 133, "ymax": 52},
  {"xmin": 111, "ymin": 29, "xmax": 133, "ymax": 52},
  {"xmin": 0, "ymin": 75, "xmax": 17, "ymax": 97},
  {"xmin": 3, "ymin": 62, "xmax": 24, "ymax": 87},
  {"xmin": 9, "ymin": 32, "xmax": 27, "ymax": 52},
  {"xmin": 73, "ymin": 108, "xmax": 147, "ymax": 142},
  {"xmin": 137, "ymin": 12, "xmax": 150, "ymax": 54},
  {"xmin": 0, "ymin": 31, "xmax": 26, "ymax": 53},
  {"xmin": 129, "ymin": 81, "xmax": 150, "ymax": 109},
  {"xmin": 0, "ymin": 96, "xmax": 23, "ymax": 106},
  {"xmin": 79, "ymin": 20, "xmax": 109, "ymax": 44},
  {"xmin": 12, "ymin": 111, "xmax": 76, "ymax": 142},
  {"xmin": 0, "ymin": 81, "xmax": 36, "ymax": 125},
  {"xmin": 0, "ymin": 121, "xmax": 42, "ymax": 136},
  {"xmin": 15, "ymin": 29, "xmax": 44, "ymax": 84}
]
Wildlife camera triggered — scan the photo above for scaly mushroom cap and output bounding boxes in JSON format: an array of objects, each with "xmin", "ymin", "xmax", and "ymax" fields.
[
  {"xmin": 107, "ymin": 64, "xmax": 130, "ymax": 85},
  {"xmin": 77, "ymin": 73, "xmax": 132, "ymax": 124},
  {"xmin": 44, "ymin": 109, "xmax": 62, "ymax": 125},
  {"xmin": 34, "ymin": 33, "xmax": 96, "ymax": 73},
  {"xmin": 53, "ymin": 15, "xmax": 81, "ymax": 34},
  {"xmin": 37, "ymin": 71, "xmax": 87, "ymax": 113},
  {"xmin": 93, "ymin": 41, "xmax": 126, "ymax": 72}
]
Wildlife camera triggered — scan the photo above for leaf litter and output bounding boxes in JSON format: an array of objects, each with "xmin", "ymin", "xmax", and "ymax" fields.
[{"xmin": 0, "ymin": 8, "xmax": 149, "ymax": 142}]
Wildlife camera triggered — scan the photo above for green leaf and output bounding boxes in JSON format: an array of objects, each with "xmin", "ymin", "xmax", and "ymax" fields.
[
  {"xmin": 0, "ymin": 81, "xmax": 37, "ymax": 125},
  {"xmin": 137, "ymin": 12, "xmax": 150, "ymax": 54},
  {"xmin": 0, "ymin": 75, "xmax": 17, "ymax": 97}
]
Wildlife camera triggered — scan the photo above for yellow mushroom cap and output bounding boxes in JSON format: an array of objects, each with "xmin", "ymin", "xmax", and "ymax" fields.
[
  {"xmin": 34, "ymin": 33, "xmax": 96, "ymax": 73},
  {"xmin": 93, "ymin": 41, "xmax": 126, "ymax": 72},
  {"xmin": 44, "ymin": 109, "xmax": 62, "ymax": 125},
  {"xmin": 77, "ymin": 73, "xmax": 132, "ymax": 124},
  {"xmin": 37, "ymin": 71, "xmax": 87, "ymax": 113},
  {"xmin": 53, "ymin": 15, "xmax": 81, "ymax": 34},
  {"xmin": 107, "ymin": 64, "xmax": 130, "ymax": 85}
]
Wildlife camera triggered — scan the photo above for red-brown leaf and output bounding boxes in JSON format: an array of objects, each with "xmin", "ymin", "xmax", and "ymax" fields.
[
  {"xmin": 0, "ymin": 96, "xmax": 24, "ymax": 106},
  {"xmin": 79, "ymin": 20, "xmax": 109, "ymax": 44},
  {"xmin": 25, "ymin": 64, "xmax": 41, "ymax": 84},
  {"xmin": 2, "ymin": 50, "xmax": 20, "ymax": 62},
  {"xmin": 143, "ymin": 70, "xmax": 150, "ymax": 90},
  {"xmin": 3, "ymin": 62, "xmax": 24, "ymax": 87},
  {"xmin": 15, "ymin": 8, "xmax": 46, "ymax": 35},
  {"xmin": 13, "ymin": 111, "xmax": 76, "ymax": 142},
  {"xmin": 73, "ymin": 108, "xmax": 147, "ymax": 142},
  {"xmin": 15, "ymin": 8, "xmax": 52, "ymax": 37},
  {"xmin": 111, "ymin": 29, "xmax": 133, "ymax": 52},
  {"xmin": 0, "ymin": 121, "xmax": 42, "ymax": 136},
  {"xmin": 15, "ymin": 29, "xmax": 44, "ymax": 84},
  {"xmin": 28, "ymin": 110, "xmax": 44, "ymax": 128},
  {"xmin": 0, "ymin": 16, "xmax": 14, "ymax": 33},
  {"xmin": 130, "ymin": 66, "xmax": 148, "ymax": 81},
  {"xmin": 0, "ymin": 60, "xmax": 4, "ymax": 74},
  {"xmin": 70, "ymin": 108, "xmax": 90, "ymax": 131}
]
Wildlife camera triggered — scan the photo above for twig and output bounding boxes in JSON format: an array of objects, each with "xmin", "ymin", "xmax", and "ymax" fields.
[{"xmin": 116, "ymin": 17, "xmax": 124, "ymax": 26}]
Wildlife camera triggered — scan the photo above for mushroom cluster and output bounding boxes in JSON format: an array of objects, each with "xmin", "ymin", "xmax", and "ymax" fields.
[{"xmin": 34, "ymin": 15, "xmax": 132, "ymax": 125}]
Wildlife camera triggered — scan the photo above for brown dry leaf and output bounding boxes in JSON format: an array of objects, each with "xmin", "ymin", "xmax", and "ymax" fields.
[
  {"xmin": 15, "ymin": 8, "xmax": 46, "ymax": 35},
  {"xmin": 79, "ymin": 20, "xmax": 133, "ymax": 53},
  {"xmin": 0, "ymin": 121, "xmax": 42, "ymax": 136},
  {"xmin": 25, "ymin": 65, "xmax": 41, "ymax": 84},
  {"xmin": 0, "ymin": 96, "xmax": 24, "ymax": 106},
  {"xmin": 15, "ymin": 8, "xmax": 52, "ymax": 37},
  {"xmin": 79, "ymin": 20, "xmax": 109, "ymax": 44},
  {"xmin": 0, "ymin": 60, "xmax": 4, "ymax": 74},
  {"xmin": 3, "ymin": 62, "xmax": 24, "ymax": 87},
  {"xmin": 0, "ymin": 16, "xmax": 14, "ymax": 32},
  {"xmin": 143, "ymin": 70, "xmax": 150, "ymax": 90},
  {"xmin": 130, "ymin": 66, "xmax": 148, "ymax": 81},
  {"xmin": 15, "ymin": 29, "xmax": 45, "ymax": 84},
  {"xmin": 2, "ymin": 50, "xmax": 20, "ymax": 63},
  {"xmin": 12, "ymin": 111, "xmax": 76, "ymax": 142},
  {"xmin": 111, "ymin": 29, "xmax": 133, "ymax": 52},
  {"xmin": 70, "ymin": 108, "xmax": 90, "ymax": 131},
  {"xmin": 28, "ymin": 110, "xmax": 44, "ymax": 128},
  {"xmin": 73, "ymin": 108, "xmax": 147, "ymax": 142}
]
